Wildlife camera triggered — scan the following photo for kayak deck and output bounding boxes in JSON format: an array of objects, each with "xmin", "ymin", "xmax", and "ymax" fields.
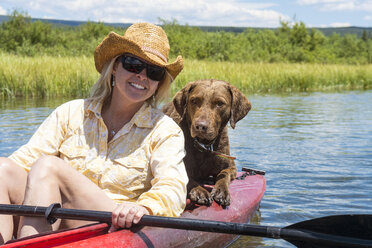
[{"xmin": 4, "ymin": 171, "xmax": 265, "ymax": 248}]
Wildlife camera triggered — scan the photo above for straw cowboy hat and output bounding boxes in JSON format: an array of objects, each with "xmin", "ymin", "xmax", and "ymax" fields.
[{"xmin": 94, "ymin": 22, "xmax": 184, "ymax": 80}]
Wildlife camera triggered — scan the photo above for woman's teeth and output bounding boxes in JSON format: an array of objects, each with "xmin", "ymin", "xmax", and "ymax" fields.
[{"xmin": 129, "ymin": 82, "xmax": 145, "ymax": 90}]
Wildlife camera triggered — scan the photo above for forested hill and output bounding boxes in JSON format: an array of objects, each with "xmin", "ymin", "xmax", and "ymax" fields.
[
  {"xmin": 0, "ymin": 15, "xmax": 371, "ymax": 37},
  {"xmin": 199, "ymin": 25, "xmax": 372, "ymax": 38},
  {"xmin": 0, "ymin": 15, "xmax": 132, "ymax": 28}
]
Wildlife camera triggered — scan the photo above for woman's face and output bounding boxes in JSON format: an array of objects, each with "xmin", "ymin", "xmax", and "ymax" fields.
[{"xmin": 112, "ymin": 55, "xmax": 160, "ymax": 105}]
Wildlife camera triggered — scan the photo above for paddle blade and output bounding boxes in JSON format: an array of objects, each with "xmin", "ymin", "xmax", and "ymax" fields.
[
  {"xmin": 287, "ymin": 215, "xmax": 372, "ymax": 239},
  {"xmin": 284, "ymin": 215, "xmax": 372, "ymax": 247}
]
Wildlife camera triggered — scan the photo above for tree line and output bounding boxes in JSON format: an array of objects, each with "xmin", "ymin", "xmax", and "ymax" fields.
[{"xmin": 1, "ymin": 10, "xmax": 371, "ymax": 64}]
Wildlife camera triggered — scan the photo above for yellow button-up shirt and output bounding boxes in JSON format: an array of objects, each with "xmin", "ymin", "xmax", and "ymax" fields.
[{"xmin": 9, "ymin": 99, "xmax": 188, "ymax": 217}]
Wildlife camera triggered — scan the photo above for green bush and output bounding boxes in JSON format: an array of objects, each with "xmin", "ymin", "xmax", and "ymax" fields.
[{"xmin": 1, "ymin": 10, "xmax": 371, "ymax": 64}]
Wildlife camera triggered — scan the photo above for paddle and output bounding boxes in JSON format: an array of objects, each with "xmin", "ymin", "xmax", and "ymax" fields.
[{"xmin": 1, "ymin": 204, "xmax": 371, "ymax": 247}]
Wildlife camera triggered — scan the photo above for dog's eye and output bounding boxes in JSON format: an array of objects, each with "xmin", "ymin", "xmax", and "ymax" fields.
[
  {"xmin": 216, "ymin": 101, "xmax": 225, "ymax": 107},
  {"xmin": 190, "ymin": 98, "xmax": 198, "ymax": 105}
]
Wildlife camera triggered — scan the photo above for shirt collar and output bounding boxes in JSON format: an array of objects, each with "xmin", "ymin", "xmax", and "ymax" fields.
[
  {"xmin": 86, "ymin": 99, "xmax": 103, "ymax": 118},
  {"xmin": 131, "ymin": 102, "xmax": 155, "ymax": 128},
  {"xmin": 86, "ymin": 100, "xmax": 155, "ymax": 129}
]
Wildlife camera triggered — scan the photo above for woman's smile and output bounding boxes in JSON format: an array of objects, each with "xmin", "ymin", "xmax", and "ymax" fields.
[{"xmin": 128, "ymin": 81, "xmax": 146, "ymax": 90}]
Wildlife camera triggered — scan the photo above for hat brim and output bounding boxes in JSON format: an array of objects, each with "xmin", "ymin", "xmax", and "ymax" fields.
[{"xmin": 94, "ymin": 32, "xmax": 184, "ymax": 80}]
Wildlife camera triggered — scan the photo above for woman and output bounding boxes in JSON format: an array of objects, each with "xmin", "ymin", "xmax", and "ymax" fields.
[{"xmin": 0, "ymin": 22, "xmax": 188, "ymax": 243}]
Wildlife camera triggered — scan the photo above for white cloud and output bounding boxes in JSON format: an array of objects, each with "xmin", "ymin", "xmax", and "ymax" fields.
[
  {"xmin": 329, "ymin": 22, "xmax": 351, "ymax": 27},
  {"xmin": 0, "ymin": 6, "xmax": 6, "ymax": 15},
  {"xmin": 297, "ymin": 0, "xmax": 372, "ymax": 12},
  {"xmin": 360, "ymin": 0, "xmax": 372, "ymax": 11},
  {"xmin": 319, "ymin": 21, "xmax": 352, "ymax": 27},
  {"xmin": 297, "ymin": 0, "xmax": 348, "ymax": 4},
  {"xmin": 323, "ymin": 2, "xmax": 355, "ymax": 11},
  {"xmin": 0, "ymin": 0, "xmax": 290, "ymax": 27},
  {"xmin": 150, "ymin": 1, "xmax": 290, "ymax": 27},
  {"xmin": 86, "ymin": 0, "xmax": 290, "ymax": 27},
  {"xmin": 364, "ymin": 15, "xmax": 372, "ymax": 20}
]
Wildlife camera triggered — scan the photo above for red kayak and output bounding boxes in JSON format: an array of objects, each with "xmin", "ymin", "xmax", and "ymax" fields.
[{"xmin": 3, "ymin": 169, "xmax": 265, "ymax": 248}]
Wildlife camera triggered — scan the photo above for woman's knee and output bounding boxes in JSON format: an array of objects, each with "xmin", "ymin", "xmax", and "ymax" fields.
[
  {"xmin": 0, "ymin": 157, "xmax": 26, "ymax": 183},
  {"xmin": 31, "ymin": 155, "xmax": 66, "ymax": 173},
  {"xmin": 28, "ymin": 155, "xmax": 63, "ymax": 183},
  {"xmin": 0, "ymin": 157, "xmax": 27, "ymax": 204},
  {"xmin": 0, "ymin": 157, "xmax": 14, "ymax": 178}
]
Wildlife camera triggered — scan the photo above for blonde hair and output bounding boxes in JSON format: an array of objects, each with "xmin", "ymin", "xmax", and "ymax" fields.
[{"xmin": 90, "ymin": 55, "xmax": 173, "ymax": 107}]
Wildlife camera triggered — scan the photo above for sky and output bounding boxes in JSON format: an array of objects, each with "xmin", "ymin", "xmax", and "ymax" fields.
[{"xmin": 0, "ymin": 0, "xmax": 371, "ymax": 28}]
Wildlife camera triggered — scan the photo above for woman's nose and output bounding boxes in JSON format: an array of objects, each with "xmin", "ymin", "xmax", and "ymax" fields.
[{"xmin": 136, "ymin": 69, "xmax": 147, "ymax": 80}]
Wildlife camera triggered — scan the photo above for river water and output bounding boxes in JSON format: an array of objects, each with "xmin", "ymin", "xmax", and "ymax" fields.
[{"xmin": 1, "ymin": 90, "xmax": 372, "ymax": 247}]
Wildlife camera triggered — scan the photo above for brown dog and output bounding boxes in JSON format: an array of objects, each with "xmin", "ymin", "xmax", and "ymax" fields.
[{"xmin": 163, "ymin": 79, "xmax": 251, "ymax": 207}]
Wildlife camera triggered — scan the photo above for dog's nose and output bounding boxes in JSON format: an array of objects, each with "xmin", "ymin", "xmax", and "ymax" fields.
[{"xmin": 195, "ymin": 120, "xmax": 208, "ymax": 132}]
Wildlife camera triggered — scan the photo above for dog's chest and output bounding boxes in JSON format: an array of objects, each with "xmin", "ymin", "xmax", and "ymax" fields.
[{"xmin": 184, "ymin": 151, "xmax": 221, "ymax": 178}]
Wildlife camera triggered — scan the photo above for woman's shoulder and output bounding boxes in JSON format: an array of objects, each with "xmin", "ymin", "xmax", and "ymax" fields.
[
  {"xmin": 55, "ymin": 99, "xmax": 97, "ymax": 113},
  {"xmin": 55, "ymin": 99, "xmax": 85, "ymax": 110},
  {"xmin": 151, "ymin": 108, "xmax": 182, "ymax": 134},
  {"xmin": 52, "ymin": 99, "xmax": 91, "ymax": 122}
]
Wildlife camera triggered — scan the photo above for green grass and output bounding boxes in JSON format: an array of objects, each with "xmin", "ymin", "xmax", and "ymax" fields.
[
  {"xmin": 0, "ymin": 54, "xmax": 97, "ymax": 98},
  {"xmin": 1, "ymin": 53, "xmax": 371, "ymax": 98},
  {"xmin": 175, "ymin": 60, "xmax": 372, "ymax": 94}
]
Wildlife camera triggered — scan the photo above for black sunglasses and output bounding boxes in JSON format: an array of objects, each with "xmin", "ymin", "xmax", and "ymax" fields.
[{"xmin": 120, "ymin": 55, "xmax": 166, "ymax": 81}]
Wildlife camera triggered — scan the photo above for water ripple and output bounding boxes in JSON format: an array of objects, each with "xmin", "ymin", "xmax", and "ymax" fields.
[
  {"xmin": 230, "ymin": 90, "xmax": 372, "ymax": 247},
  {"xmin": 1, "ymin": 92, "xmax": 372, "ymax": 248}
]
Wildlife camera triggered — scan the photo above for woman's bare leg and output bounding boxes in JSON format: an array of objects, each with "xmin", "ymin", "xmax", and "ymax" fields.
[
  {"xmin": 18, "ymin": 155, "xmax": 117, "ymax": 238},
  {"xmin": 0, "ymin": 157, "xmax": 27, "ymax": 244}
]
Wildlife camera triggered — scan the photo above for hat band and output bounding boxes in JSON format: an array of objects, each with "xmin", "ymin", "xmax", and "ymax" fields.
[{"xmin": 142, "ymin": 47, "xmax": 168, "ymax": 63}]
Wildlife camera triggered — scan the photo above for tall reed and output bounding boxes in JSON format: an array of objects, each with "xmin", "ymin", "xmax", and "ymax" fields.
[
  {"xmin": 175, "ymin": 60, "xmax": 372, "ymax": 94},
  {"xmin": 0, "ymin": 54, "xmax": 98, "ymax": 98},
  {"xmin": 1, "ymin": 53, "xmax": 371, "ymax": 98}
]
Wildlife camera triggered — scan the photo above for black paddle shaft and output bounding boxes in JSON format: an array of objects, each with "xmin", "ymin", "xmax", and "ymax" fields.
[
  {"xmin": 0, "ymin": 204, "xmax": 372, "ymax": 248},
  {"xmin": 0, "ymin": 204, "xmax": 270, "ymax": 235}
]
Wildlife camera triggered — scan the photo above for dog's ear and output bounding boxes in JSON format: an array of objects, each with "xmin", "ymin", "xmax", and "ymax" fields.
[
  {"xmin": 228, "ymin": 84, "xmax": 251, "ymax": 129},
  {"xmin": 173, "ymin": 81, "xmax": 196, "ymax": 119}
]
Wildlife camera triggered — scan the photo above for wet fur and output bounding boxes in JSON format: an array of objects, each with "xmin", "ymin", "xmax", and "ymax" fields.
[{"xmin": 163, "ymin": 79, "xmax": 251, "ymax": 207}]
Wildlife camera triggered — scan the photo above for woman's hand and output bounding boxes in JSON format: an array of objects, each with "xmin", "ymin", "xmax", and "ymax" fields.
[{"xmin": 109, "ymin": 202, "xmax": 150, "ymax": 232}]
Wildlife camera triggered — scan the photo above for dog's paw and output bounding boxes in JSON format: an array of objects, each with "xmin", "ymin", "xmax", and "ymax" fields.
[
  {"xmin": 211, "ymin": 185, "xmax": 231, "ymax": 207},
  {"xmin": 189, "ymin": 186, "xmax": 213, "ymax": 206}
]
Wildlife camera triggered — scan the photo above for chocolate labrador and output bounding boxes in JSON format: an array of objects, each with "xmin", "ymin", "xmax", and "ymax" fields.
[{"xmin": 163, "ymin": 79, "xmax": 251, "ymax": 207}]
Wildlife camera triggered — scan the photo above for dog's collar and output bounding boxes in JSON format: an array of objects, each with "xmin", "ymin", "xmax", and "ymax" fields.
[
  {"xmin": 193, "ymin": 138, "xmax": 215, "ymax": 152},
  {"xmin": 193, "ymin": 138, "xmax": 236, "ymax": 160}
]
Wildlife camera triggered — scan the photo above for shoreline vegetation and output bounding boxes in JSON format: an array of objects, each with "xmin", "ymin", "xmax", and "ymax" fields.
[
  {"xmin": 0, "ymin": 11, "xmax": 372, "ymax": 98},
  {"xmin": 1, "ymin": 54, "xmax": 371, "ymax": 98}
]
